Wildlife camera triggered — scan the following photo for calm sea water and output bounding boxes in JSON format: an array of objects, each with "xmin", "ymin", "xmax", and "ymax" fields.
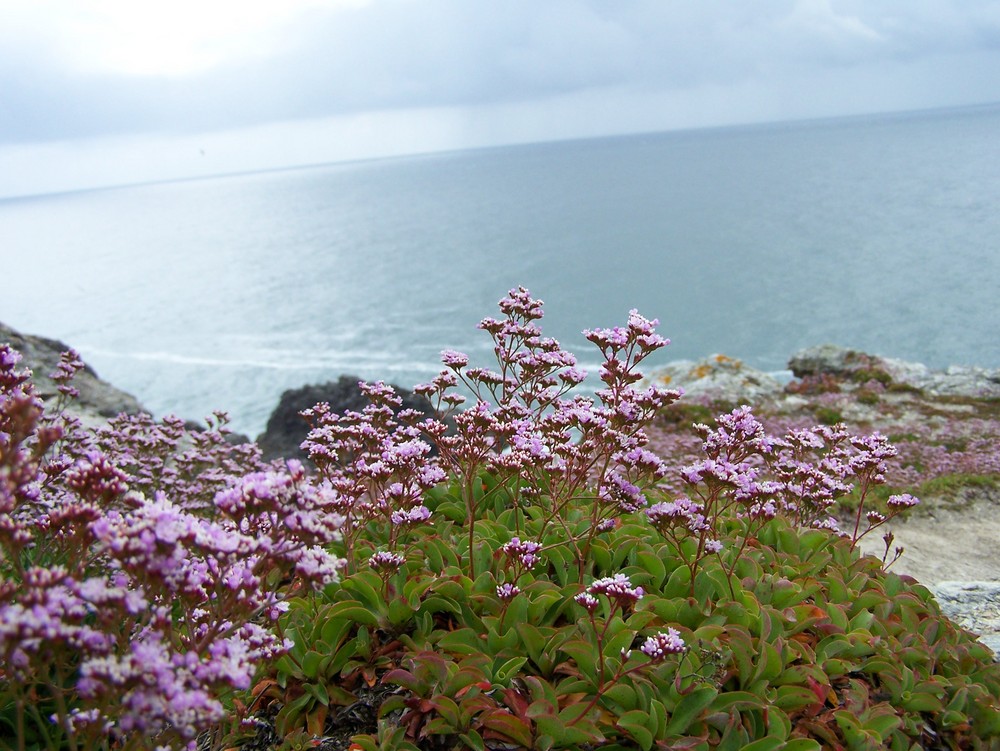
[{"xmin": 2, "ymin": 104, "xmax": 999, "ymax": 437}]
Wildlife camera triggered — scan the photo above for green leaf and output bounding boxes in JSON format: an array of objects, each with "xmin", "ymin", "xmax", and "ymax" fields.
[
  {"xmin": 487, "ymin": 624, "xmax": 519, "ymax": 652},
  {"xmin": 773, "ymin": 685, "xmax": 822, "ymax": 712},
  {"xmin": 834, "ymin": 710, "xmax": 871, "ymax": 746},
  {"xmin": 710, "ymin": 691, "xmax": 767, "ymax": 712},
  {"xmin": 739, "ymin": 738, "xmax": 785, "ymax": 751},
  {"xmin": 458, "ymin": 730, "xmax": 486, "ymax": 751},
  {"xmin": 636, "ymin": 551, "xmax": 667, "ymax": 589},
  {"xmin": 560, "ymin": 640, "xmax": 600, "ymax": 684},
  {"xmin": 863, "ymin": 713, "xmax": 902, "ymax": 741},
  {"xmin": 518, "ymin": 623, "xmax": 546, "ymax": 663},
  {"xmin": 591, "ymin": 541, "xmax": 613, "ymax": 574},
  {"xmin": 430, "ymin": 695, "xmax": 461, "ymax": 727},
  {"xmin": 437, "ymin": 627, "xmax": 484, "ymax": 655},
  {"xmin": 341, "ymin": 569, "xmax": 386, "ymax": 610},
  {"xmin": 603, "ymin": 628, "xmax": 636, "ymax": 666},
  {"xmin": 902, "ymin": 691, "xmax": 944, "ymax": 713},
  {"xmin": 387, "ymin": 597, "xmax": 415, "ymax": 628},
  {"xmin": 306, "ymin": 681, "xmax": 330, "ymax": 707},
  {"xmin": 320, "ymin": 615, "xmax": 354, "ymax": 647},
  {"xmin": 382, "ymin": 668, "xmax": 422, "ymax": 693},
  {"xmin": 418, "ymin": 595, "xmax": 461, "ymax": 616},
  {"xmin": 301, "ymin": 650, "xmax": 323, "ymax": 680},
  {"xmin": 664, "ymin": 685, "xmax": 718, "ymax": 736},
  {"xmin": 325, "ymin": 640, "xmax": 358, "ymax": 677},
  {"xmin": 494, "ymin": 656, "xmax": 528, "ymax": 684},
  {"xmin": 781, "ymin": 740, "xmax": 823, "ymax": 751},
  {"xmin": 618, "ymin": 709, "xmax": 654, "ymax": 751},
  {"xmin": 603, "ymin": 683, "xmax": 638, "ymax": 712},
  {"xmin": 325, "ymin": 601, "xmax": 380, "ymax": 627}
]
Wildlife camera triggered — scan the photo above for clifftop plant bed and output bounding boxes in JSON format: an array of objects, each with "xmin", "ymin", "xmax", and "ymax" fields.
[{"xmin": 2, "ymin": 289, "xmax": 999, "ymax": 751}]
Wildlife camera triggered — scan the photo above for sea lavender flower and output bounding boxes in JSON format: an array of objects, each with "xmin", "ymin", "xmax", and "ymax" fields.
[
  {"xmin": 600, "ymin": 471, "xmax": 647, "ymax": 513},
  {"xmin": 390, "ymin": 505, "xmax": 432, "ymax": 526},
  {"xmin": 441, "ymin": 350, "xmax": 470, "ymax": 369},
  {"xmin": 501, "ymin": 537, "xmax": 544, "ymax": 570},
  {"xmin": 639, "ymin": 629, "xmax": 687, "ymax": 661},
  {"xmin": 586, "ymin": 573, "xmax": 644, "ymax": 605},
  {"xmin": 49, "ymin": 349, "xmax": 85, "ymax": 399},
  {"xmin": 369, "ymin": 550, "xmax": 406, "ymax": 572},
  {"xmin": 496, "ymin": 583, "xmax": 521, "ymax": 601},
  {"xmin": 574, "ymin": 592, "xmax": 600, "ymax": 612},
  {"xmin": 646, "ymin": 497, "xmax": 708, "ymax": 533},
  {"xmin": 887, "ymin": 493, "xmax": 919, "ymax": 509}
]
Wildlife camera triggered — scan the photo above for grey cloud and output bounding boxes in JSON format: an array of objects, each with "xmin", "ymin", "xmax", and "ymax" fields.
[{"xmin": 2, "ymin": 0, "xmax": 1000, "ymax": 146}]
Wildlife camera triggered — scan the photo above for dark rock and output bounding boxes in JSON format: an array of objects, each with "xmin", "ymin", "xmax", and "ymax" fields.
[
  {"xmin": 787, "ymin": 344, "xmax": 886, "ymax": 380},
  {"xmin": 0, "ymin": 321, "xmax": 146, "ymax": 420},
  {"xmin": 256, "ymin": 375, "xmax": 438, "ymax": 463}
]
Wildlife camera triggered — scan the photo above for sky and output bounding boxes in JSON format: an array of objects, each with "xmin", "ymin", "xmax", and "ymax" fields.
[{"xmin": 2, "ymin": 0, "xmax": 1000, "ymax": 198}]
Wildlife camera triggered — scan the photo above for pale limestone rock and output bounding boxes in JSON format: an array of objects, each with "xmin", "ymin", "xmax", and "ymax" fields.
[
  {"xmin": 931, "ymin": 581, "xmax": 1000, "ymax": 660},
  {"xmin": 644, "ymin": 354, "xmax": 784, "ymax": 404}
]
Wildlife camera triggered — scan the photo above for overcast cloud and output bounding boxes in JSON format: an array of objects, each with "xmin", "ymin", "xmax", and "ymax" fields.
[{"xmin": 2, "ymin": 0, "xmax": 1000, "ymax": 197}]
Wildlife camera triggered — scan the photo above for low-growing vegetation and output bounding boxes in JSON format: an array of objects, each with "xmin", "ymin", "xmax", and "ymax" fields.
[{"xmin": 2, "ymin": 288, "xmax": 999, "ymax": 751}]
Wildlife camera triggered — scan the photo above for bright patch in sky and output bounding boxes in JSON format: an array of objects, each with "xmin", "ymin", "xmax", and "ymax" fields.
[{"xmin": 5, "ymin": 0, "xmax": 368, "ymax": 77}]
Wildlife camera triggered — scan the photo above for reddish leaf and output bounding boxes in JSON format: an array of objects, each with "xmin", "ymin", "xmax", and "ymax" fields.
[{"xmin": 502, "ymin": 686, "xmax": 531, "ymax": 719}]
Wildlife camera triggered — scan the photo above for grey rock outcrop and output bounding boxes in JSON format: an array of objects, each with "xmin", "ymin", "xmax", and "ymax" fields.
[
  {"xmin": 788, "ymin": 344, "xmax": 884, "ymax": 380},
  {"xmin": 0, "ymin": 322, "xmax": 146, "ymax": 420},
  {"xmin": 256, "ymin": 375, "xmax": 438, "ymax": 462},
  {"xmin": 931, "ymin": 581, "xmax": 1000, "ymax": 660},
  {"xmin": 881, "ymin": 359, "xmax": 1000, "ymax": 399},
  {"xmin": 643, "ymin": 354, "xmax": 784, "ymax": 404},
  {"xmin": 788, "ymin": 344, "xmax": 1000, "ymax": 398}
]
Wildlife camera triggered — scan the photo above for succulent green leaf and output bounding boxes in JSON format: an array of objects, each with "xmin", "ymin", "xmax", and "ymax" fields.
[
  {"xmin": 664, "ymin": 685, "xmax": 718, "ymax": 736},
  {"xmin": 618, "ymin": 709, "xmax": 655, "ymax": 751},
  {"xmin": 305, "ymin": 681, "xmax": 330, "ymax": 707},
  {"xmin": 780, "ymin": 740, "xmax": 823, "ymax": 751},
  {"xmin": 494, "ymin": 656, "xmax": 528, "ymax": 684},
  {"xmin": 739, "ymin": 737, "xmax": 786, "ymax": 751},
  {"xmin": 325, "ymin": 600, "xmax": 380, "ymax": 627},
  {"xmin": 457, "ymin": 730, "xmax": 486, "ymax": 751},
  {"xmin": 863, "ymin": 712, "xmax": 902, "ymax": 741},
  {"xmin": 437, "ymin": 627, "xmax": 484, "ymax": 655},
  {"xmin": 301, "ymin": 650, "xmax": 323, "ymax": 680}
]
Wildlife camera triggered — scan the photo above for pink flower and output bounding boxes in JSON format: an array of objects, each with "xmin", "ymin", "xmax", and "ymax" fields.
[{"xmin": 640, "ymin": 629, "xmax": 687, "ymax": 661}]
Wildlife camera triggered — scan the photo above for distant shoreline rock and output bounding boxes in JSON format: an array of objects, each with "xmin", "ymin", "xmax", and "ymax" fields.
[
  {"xmin": 643, "ymin": 344, "xmax": 1000, "ymax": 405},
  {"xmin": 789, "ymin": 344, "xmax": 1000, "ymax": 399},
  {"xmin": 0, "ymin": 321, "xmax": 146, "ymax": 425}
]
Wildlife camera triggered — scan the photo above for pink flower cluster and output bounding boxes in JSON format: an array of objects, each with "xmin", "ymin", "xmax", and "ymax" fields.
[
  {"xmin": 643, "ymin": 404, "xmax": 921, "ymax": 592},
  {"xmin": 0, "ymin": 344, "xmax": 344, "ymax": 748},
  {"xmin": 409, "ymin": 289, "xmax": 680, "ymax": 575},
  {"xmin": 299, "ymin": 288, "xmax": 680, "ymax": 579},
  {"xmin": 301, "ymin": 380, "xmax": 445, "ymax": 569},
  {"xmin": 580, "ymin": 573, "xmax": 645, "ymax": 608},
  {"xmin": 501, "ymin": 536, "xmax": 544, "ymax": 570},
  {"xmin": 639, "ymin": 628, "xmax": 687, "ymax": 661}
]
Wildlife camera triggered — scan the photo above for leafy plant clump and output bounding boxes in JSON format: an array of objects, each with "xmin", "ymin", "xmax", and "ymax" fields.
[
  {"xmin": 3, "ymin": 288, "xmax": 1000, "ymax": 751},
  {"xmin": 253, "ymin": 289, "xmax": 1000, "ymax": 751}
]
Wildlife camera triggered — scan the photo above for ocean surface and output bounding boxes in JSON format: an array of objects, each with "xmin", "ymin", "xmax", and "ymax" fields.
[{"xmin": 2, "ymin": 104, "xmax": 999, "ymax": 437}]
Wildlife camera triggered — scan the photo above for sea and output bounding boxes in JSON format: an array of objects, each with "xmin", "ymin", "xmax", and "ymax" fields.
[{"xmin": 2, "ymin": 103, "xmax": 999, "ymax": 438}]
